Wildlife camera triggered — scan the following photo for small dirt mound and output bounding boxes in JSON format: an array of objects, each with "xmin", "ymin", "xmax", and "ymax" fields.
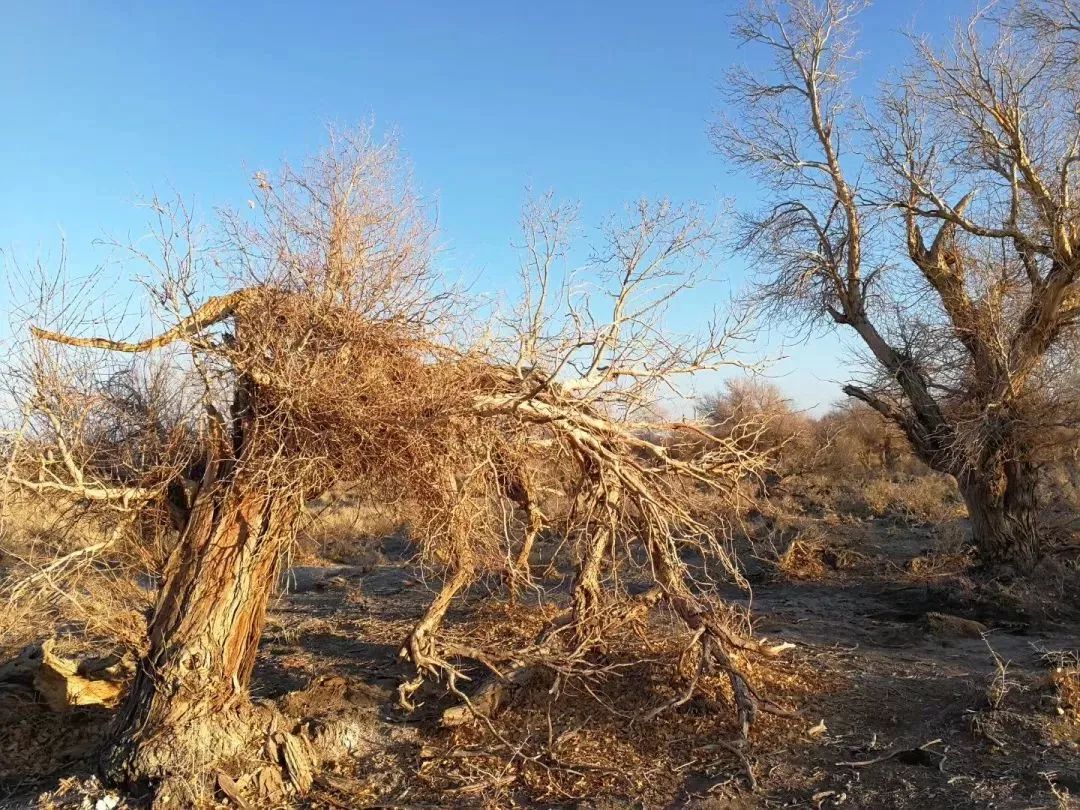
[
  {"xmin": 280, "ymin": 674, "xmax": 387, "ymax": 718},
  {"xmin": 924, "ymin": 612, "xmax": 988, "ymax": 639}
]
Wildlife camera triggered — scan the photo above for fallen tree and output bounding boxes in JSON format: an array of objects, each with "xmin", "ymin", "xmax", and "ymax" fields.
[{"xmin": 9, "ymin": 129, "xmax": 788, "ymax": 805}]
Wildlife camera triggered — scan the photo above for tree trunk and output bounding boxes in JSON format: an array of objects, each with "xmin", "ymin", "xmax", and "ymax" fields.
[
  {"xmin": 958, "ymin": 456, "xmax": 1040, "ymax": 573},
  {"xmin": 850, "ymin": 381, "xmax": 1043, "ymax": 574},
  {"xmin": 101, "ymin": 453, "xmax": 302, "ymax": 801},
  {"xmin": 570, "ymin": 524, "xmax": 611, "ymax": 630},
  {"xmin": 569, "ymin": 478, "xmax": 619, "ymax": 639},
  {"xmin": 498, "ymin": 463, "xmax": 543, "ymax": 598},
  {"xmin": 398, "ymin": 563, "xmax": 475, "ymax": 709}
]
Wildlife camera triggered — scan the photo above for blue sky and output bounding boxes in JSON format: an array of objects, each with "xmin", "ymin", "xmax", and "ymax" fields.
[{"xmin": 1, "ymin": 0, "xmax": 974, "ymax": 413}]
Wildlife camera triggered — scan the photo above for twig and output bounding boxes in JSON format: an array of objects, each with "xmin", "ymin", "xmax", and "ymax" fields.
[{"xmin": 837, "ymin": 738, "xmax": 944, "ymax": 768}]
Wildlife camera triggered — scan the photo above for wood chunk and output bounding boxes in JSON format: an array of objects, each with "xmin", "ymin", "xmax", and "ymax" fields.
[
  {"xmin": 215, "ymin": 772, "xmax": 250, "ymax": 809},
  {"xmin": 33, "ymin": 640, "xmax": 124, "ymax": 711},
  {"xmin": 244, "ymin": 766, "xmax": 286, "ymax": 804},
  {"xmin": 272, "ymin": 731, "xmax": 314, "ymax": 793}
]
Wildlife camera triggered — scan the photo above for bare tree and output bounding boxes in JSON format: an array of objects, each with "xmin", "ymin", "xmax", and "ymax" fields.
[
  {"xmin": 398, "ymin": 193, "xmax": 785, "ymax": 724},
  {"xmin": 718, "ymin": 0, "xmax": 1080, "ymax": 570},
  {"xmin": 817, "ymin": 400, "xmax": 907, "ymax": 473},
  {"xmin": 11, "ymin": 130, "xmax": 456, "ymax": 802},
  {"xmin": 14, "ymin": 131, "xmax": 786, "ymax": 804}
]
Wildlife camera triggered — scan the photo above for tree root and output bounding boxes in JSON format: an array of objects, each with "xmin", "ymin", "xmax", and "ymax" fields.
[
  {"xmin": 399, "ymin": 471, "xmax": 794, "ymax": 741},
  {"xmin": 399, "ymin": 530, "xmax": 794, "ymax": 740},
  {"xmin": 397, "ymin": 565, "xmax": 479, "ymax": 710},
  {"xmin": 652, "ymin": 588, "xmax": 796, "ymax": 738},
  {"xmin": 505, "ymin": 498, "xmax": 544, "ymax": 600},
  {"xmin": 101, "ymin": 698, "xmax": 319, "ymax": 808},
  {"xmin": 440, "ymin": 664, "xmax": 546, "ymax": 727},
  {"xmin": 698, "ymin": 740, "xmax": 758, "ymax": 791}
]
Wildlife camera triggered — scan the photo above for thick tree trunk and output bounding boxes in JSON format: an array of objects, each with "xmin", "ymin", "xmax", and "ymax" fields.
[
  {"xmin": 958, "ymin": 456, "xmax": 1040, "ymax": 573},
  {"xmin": 847, "ymin": 380, "xmax": 1043, "ymax": 574},
  {"xmin": 101, "ymin": 456, "xmax": 302, "ymax": 801}
]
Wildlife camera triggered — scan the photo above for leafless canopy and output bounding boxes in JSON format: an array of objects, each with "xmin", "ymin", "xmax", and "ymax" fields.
[{"xmin": 718, "ymin": 0, "xmax": 1080, "ymax": 567}]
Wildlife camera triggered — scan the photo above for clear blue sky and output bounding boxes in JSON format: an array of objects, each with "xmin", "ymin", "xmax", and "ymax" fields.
[{"xmin": 1, "ymin": 0, "xmax": 973, "ymax": 413}]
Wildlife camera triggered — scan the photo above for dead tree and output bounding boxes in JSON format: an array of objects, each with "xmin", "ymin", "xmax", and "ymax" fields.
[
  {"xmin": 718, "ymin": 0, "xmax": 1080, "ymax": 571},
  {"xmin": 29, "ymin": 292, "xmax": 324, "ymax": 796},
  {"xmin": 15, "ymin": 132, "xmax": 785, "ymax": 805},
  {"xmin": 13, "ymin": 130, "xmax": 449, "ymax": 802},
  {"xmin": 396, "ymin": 194, "xmax": 789, "ymax": 731}
]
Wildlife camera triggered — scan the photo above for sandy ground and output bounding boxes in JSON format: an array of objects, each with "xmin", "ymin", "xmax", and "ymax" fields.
[{"xmin": 1, "ymin": 519, "xmax": 1078, "ymax": 808}]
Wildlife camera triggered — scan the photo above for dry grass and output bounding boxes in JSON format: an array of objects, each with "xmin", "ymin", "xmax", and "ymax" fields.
[
  {"xmin": 0, "ymin": 494, "xmax": 152, "ymax": 663},
  {"xmin": 766, "ymin": 469, "xmax": 964, "ymax": 527},
  {"xmin": 749, "ymin": 515, "xmax": 867, "ymax": 581},
  {"xmin": 983, "ymin": 635, "xmax": 1020, "ymax": 711},
  {"xmin": 772, "ymin": 532, "xmax": 865, "ymax": 580},
  {"xmin": 903, "ymin": 552, "xmax": 974, "ymax": 580},
  {"xmin": 295, "ymin": 500, "xmax": 403, "ymax": 566},
  {"xmin": 856, "ymin": 475, "xmax": 963, "ymax": 523},
  {"xmin": 1039, "ymin": 647, "xmax": 1080, "ymax": 724}
]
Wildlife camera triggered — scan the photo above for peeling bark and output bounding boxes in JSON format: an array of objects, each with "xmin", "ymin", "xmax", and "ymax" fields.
[
  {"xmin": 101, "ymin": 474, "xmax": 301, "ymax": 797},
  {"xmin": 100, "ymin": 384, "xmax": 306, "ymax": 802}
]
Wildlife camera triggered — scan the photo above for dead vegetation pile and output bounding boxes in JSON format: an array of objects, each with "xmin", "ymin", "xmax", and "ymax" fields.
[
  {"xmin": 769, "ymin": 528, "xmax": 866, "ymax": 581},
  {"xmin": 903, "ymin": 550, "xmax": 975, "ymax": 582},
  {"xmin": 417, "ymin": 651, "xmax": 820, "ymax": 806},
  {"xmin": 371, "ymin": 597, "xmax": 825, "ymax": 806},
  {"xmin": 740, "ymin": 509, "xmax": 869, "ymax": 582},
  {"xmin": 1041, "ymin": 648, "xmax": 1080, "ymax": 726}
]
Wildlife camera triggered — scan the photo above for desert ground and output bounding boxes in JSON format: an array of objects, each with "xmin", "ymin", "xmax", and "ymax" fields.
[
  {"xmin": 2, "ymin": 476, "xmax": 1077, "ymax": 809},
  {"xmin": 5, "ymin": 2, "xmax": 1080, "ymax": 807}
]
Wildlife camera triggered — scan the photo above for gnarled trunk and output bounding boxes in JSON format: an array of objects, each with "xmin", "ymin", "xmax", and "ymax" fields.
[
  {"xmin": 854, "ymin": 380, "xmax": 1044, "ymax": 573},
  {"xmin": 958, "ymin": 455, "xmax": 1040, "ymax": 573},
  {"xmin": 101, "ymin": 444, "xmax": 303, "ymax": 801}
]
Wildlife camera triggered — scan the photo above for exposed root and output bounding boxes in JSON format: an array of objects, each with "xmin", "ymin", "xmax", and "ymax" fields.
[
  {"xmin": 398, "ymin": 469, "xmax": 793, "ymax": 739},
  {"xmin": 398, "ymin": 564, "xmax": 478, "ymax": 710},
  {"xmin": 698, "ymin": 740, "xmax": 758, "ymax": 791},
  {"xmin": 637, "ymin": 589, "xmax": 796, "ymax": 738},
  {"xmin": 569, "ymin": 528, "xmax": 614, "ymax": 643},
  {"xmin": 441, "ymin": 665, "xmax": 546, "ymax": 727},
  {"xmin": 98, "ymin": 686, "xmax": 391, "ymax": 809},
  {"xmin": 400, "ymin": 546, "xmax": 793, "ymax": 741}
]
